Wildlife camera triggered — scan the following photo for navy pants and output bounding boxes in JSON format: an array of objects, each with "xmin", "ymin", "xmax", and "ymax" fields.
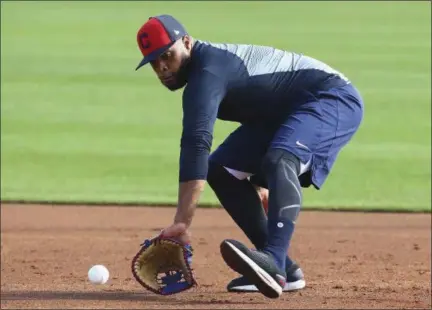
[{"xmin": 209, "ymin": 84, "xmax": 364, "ymax": 189}]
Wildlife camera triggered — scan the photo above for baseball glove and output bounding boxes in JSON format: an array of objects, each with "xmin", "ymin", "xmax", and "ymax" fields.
[{"xmin": 131, "ymin": 236, "xmax": 196, "ymax": 295}]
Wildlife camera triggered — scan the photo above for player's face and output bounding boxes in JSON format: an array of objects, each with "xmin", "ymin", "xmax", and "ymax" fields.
[{"xmin": 150, "ymin": 36, "xmax": 192, "ymax": 91}]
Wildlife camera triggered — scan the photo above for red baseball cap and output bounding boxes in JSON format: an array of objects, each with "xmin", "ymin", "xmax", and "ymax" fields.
[{"xmin": 135, "ymin": 15, "xmax": 188, "ymax": 70}]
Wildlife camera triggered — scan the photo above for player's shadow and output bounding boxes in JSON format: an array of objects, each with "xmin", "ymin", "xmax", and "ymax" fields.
[{"xmin": 1, "ymin": 291, "xmax": 261, "ymax": 305}]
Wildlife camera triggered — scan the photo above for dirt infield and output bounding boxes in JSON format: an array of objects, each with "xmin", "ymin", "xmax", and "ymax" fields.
[{"xmin": 1, "ymin": 204, "xmax": 430, "ymax": 309}]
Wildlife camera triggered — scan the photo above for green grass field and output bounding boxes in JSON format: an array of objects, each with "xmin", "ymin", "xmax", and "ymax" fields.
[{"xmin": 1, "ymin": 1, "xmax": 431, "ymax": 211}]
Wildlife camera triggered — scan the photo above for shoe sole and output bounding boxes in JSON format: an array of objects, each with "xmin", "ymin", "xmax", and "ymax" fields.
[
  {"xmin": 228, "ymin": 279, "xmax": 306, "ymax": 292},
  {"xmin": 220, "ymin": 240, "xmax": 283, "ymax": 299}
]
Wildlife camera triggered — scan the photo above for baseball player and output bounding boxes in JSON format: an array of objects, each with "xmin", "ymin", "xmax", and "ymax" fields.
[{"xmin": 135, "ymin": 15, "xmax": 364, "ymax": 298}]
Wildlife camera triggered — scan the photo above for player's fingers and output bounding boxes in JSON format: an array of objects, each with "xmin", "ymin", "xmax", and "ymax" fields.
[
  {"xmin": 177, "ymin": 231, "xmax": 191, "ymax": 245},
  {"xmin": 262, "ymin": 193, "xmax": 269, "ymax": 215},
  {"xmin": 256, "ymin": 187, "xmax": 269, "ymax": 215},
  {"xmin": 163, "ymin": 223, "xmax": 191, "ymax": 245},
  {"xmin": 161, "ymin": 223, "xmax": 187, "ymax": 238}
]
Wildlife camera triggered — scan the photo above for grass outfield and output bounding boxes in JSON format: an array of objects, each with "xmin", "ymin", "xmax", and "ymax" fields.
[{"xmin": 1, "ymin": 1, "xmax": 431, "ymax": 211}]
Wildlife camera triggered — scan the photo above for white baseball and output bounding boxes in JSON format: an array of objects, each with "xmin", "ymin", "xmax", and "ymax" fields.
[{"xmin": 88, "ymin": 265, "xmax": 109, "ymax": 284}]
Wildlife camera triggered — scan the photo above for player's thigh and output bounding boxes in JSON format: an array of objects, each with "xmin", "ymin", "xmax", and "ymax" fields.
[
  {"xmin": 269, "ymin": 84, "xmax": 364, "ymax": 188},
  {"xmin": 209, "ymin": 123, "xmax": 275, "ymax": 179},
  {"xmin": 270, "ymin": 106, "xmax": 321, "ymax": 176}
]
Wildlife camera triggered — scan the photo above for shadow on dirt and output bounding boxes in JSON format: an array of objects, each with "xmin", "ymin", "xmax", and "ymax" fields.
[{"xmin": 1, "ymin": 291, "xmax": 261, "ymax": 305}]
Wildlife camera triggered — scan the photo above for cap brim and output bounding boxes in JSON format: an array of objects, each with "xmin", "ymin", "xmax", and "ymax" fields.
[{"xmin": 135, "ymin": 42, "xmax": 175, "ymax": 71}]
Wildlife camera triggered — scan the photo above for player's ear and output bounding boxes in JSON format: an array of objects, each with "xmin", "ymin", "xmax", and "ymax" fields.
[{"xmin": 182, "ymin": 35, "xmax": 192, "ymax": 52}]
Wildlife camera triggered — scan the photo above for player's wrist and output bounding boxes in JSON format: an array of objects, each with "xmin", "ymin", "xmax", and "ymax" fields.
[{"xmin": 173, "ymin": 213, "xmax": 191, "ymax": 228}]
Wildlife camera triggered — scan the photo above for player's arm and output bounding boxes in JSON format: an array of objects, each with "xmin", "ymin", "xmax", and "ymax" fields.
[
  {"xmin": 173, "ymin": 70, "xmax": 227, "ymax": 228},
  {"xmin": 174, "ymin": 180, "xmax": 205, "ymax": 226}
]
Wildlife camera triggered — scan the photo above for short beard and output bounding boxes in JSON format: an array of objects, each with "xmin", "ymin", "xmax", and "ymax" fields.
[{"xmin": 164, "ymin": 54, "xmax": 191, "ymax": 91}]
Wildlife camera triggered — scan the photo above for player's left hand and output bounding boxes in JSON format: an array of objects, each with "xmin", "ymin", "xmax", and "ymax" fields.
[{"xmin": 160, "ymin": 222, "xmax": 191, "ymax": 245}]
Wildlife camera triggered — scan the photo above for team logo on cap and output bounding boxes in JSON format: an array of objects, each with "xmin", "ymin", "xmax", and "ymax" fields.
[{"xmin": 139, "ymin": 32, "xmax": 151, "ymax": 50}]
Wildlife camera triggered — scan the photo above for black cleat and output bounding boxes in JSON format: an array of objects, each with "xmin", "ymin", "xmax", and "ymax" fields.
[
  {"xmin": 220, "ymin": 239, "xmax": 286, "ymax": 299},
  {"xmin": 227, "ymin": 262, "xmax": 305, "ymax": 292}
]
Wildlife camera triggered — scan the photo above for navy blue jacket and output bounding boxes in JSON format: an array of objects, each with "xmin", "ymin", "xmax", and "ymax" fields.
[{"xmin": 179, "ymin": 40, "xmax": 350, "ymax": 182}]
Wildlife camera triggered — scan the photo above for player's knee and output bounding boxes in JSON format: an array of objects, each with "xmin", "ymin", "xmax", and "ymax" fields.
[{"xmin": 261, "ymin": 149, "xmax": 300, "ymax": 177}]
